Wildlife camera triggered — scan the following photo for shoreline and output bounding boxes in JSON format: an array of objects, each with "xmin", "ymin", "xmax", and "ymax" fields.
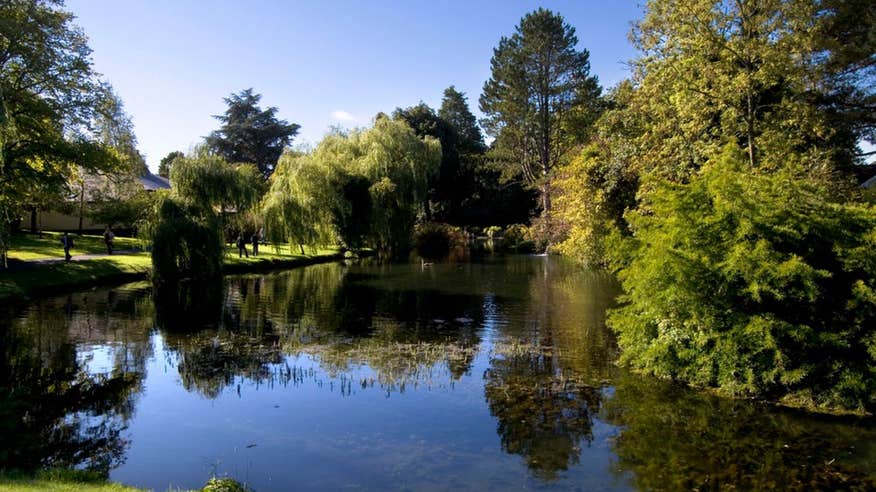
[{"xmin": 0, "ymin": 250, "xmax": 351, "ymax": 302}]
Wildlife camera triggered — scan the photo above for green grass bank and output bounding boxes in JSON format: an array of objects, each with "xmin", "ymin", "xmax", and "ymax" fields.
[
  {"xmin": 0, "ymin": 232, "xmax": 347, "ymax": 301},
  {"xmin": 0, "ymin": 469, "xmax": 248, "ymax": 491}
]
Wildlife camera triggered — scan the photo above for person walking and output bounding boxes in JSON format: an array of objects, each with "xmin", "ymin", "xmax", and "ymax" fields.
[
  {"xmin": 61, "ymin": 232, "xmax": 73, "ymax": 261},
  {"xmin": 236, "ymin": 234, "xmax": 249, "ymax": 258},
  {"xmin": 251, "ymin": 231, "xmax": 260, "ymax": 257},
  {"xmin": 103, "ymin": 226, "xmax": 115, "ymax": 255}
]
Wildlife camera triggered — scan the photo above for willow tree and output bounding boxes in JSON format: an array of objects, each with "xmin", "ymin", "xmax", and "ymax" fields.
[
  {"xmin": 148, "ymin": 152, "xmax": 262, "ymax": 286},
  {"xmin": 262, "ymin": 117, "xmax": 440, "ymax": 258},
  {"xmin": 357, "ymin": 117, "xmax": 441, "ymax": 256},
  {"xmin": 262, "ymin": 153, "xmax": 336, "ymax": 254}
]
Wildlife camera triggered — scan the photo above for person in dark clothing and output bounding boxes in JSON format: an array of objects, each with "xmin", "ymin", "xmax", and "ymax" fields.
[
  {"xmin": 236, "ymin": 234, "xmax": 249, "ymax": 258},
  {"xmin": 61, "ymin": 232, "xmax": 73, "ymax": 261},
  {"xmin": 251, "ymin": 231, "xmax": 259, "ymax": 257},
  {"xmin": 103, "ymin": 227, "xmax": 115, "ymax": 255}
]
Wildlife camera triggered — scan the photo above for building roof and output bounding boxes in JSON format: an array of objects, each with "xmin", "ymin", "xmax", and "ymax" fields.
[{"xmin": 139, "ymin": 172, "xmax": 171, "ymax": 191}]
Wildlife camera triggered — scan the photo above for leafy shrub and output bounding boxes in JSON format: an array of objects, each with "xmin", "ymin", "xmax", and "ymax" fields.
[
  {"xmin": 202, "ymin": 477, "xmax": 248, "ymax": 492},
  {"xmin": 610, "ymin": 147, "xmax": 876, "ymax": 413},
  {"xmin": 413, "ymin": 222, "xmax": 466, "ymax": 261},
  {"xmin": 503, "ymin": 224, "xmax": 528, "ymax": 247},
  {"xmin": 527, "ymin": 214, "xmax": 569, "ymax": 253},
  {"xmin": 556, "ymin": 143, "xmax": 638, "ymax": 267},
  {"xmin": 484, "ymin": 225, "xmax": 502, "ymax": 239}
]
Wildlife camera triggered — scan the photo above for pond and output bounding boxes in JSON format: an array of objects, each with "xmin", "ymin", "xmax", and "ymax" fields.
[{"xmin": 1, "ymin": 256, "xmax": 874, "ymax": 491}]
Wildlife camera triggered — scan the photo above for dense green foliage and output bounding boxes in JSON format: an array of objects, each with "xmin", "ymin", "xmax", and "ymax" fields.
[
  {"xmin": 262, "ymin": 117, "xmax": 440, "ymax": 258},
  {"xmin": 148, "ymin": 153, "xmax": 262, "ymax": 286},
  {"xmin": 395, "ymin": 87, "xmax": 535, "ymax": 226},
  {"xmin": 0, "ymin": 0, "xmax": 122, "ymax": 265},
  {"xmin": 552, "ymin": 0, "xmax": 876, "ymax": 412},
  {"xmin": 611, "ymin": 147, "xmax": 876, "ymax": 412},
  {"xmin": 205, "ymin": 88, "xmax": 300, "ymax": 179},
  {"xmin": 556, "ymin": 82, "xmax": 640, "ymax": 267},
  {"xmin": 157, "ymin": 150, "xmax": 184, "ymax": 178}
]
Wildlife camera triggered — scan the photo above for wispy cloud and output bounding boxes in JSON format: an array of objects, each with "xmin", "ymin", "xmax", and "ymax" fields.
[{"xmin": 330, "ymin": 110, "xmax": 356, "ymax": 122}]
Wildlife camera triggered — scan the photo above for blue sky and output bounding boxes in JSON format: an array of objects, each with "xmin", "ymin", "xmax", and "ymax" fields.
[{"xmin": 67, "ymin": 1, "xmax": 643, "ymax": 172}]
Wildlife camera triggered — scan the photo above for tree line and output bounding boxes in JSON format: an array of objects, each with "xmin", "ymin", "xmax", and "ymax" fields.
[{"xmin": 2, "ymin": 0, "xmax": 875, "ymax": 413}]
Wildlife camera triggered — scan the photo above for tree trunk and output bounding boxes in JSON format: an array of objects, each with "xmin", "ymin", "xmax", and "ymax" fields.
[
  {"xmin": 424, "ymin": 199, "xmax": 432, "ymax": 222},
  {"xmin": 747, "ymin": 92, "xmax": 756, "ymax": 168},
  {"xmin": 541, "ymin": 176, "xmax": 552, "ymax": 214},
  {"xmin": 78, "ymin": 183, "xmax": 86, "ymax": 235},
  {"xmin": 30, "ymin": 206, "xmax": 38, "ymax": 234}
]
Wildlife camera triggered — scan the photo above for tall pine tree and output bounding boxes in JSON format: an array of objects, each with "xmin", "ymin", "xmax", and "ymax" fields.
[
  {"xmin": 480, "ymin": 9, "xmax": 601, "ymax": 213},
  {"xmin": 206, "ymin": 88, "xmax": 300, "ymax": 178}
]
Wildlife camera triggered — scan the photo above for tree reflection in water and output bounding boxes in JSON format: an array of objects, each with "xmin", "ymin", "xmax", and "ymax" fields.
[
  {"xmin": 158, "ymin": 261, "xmax": 487, "ymax": 399},
  {"xmin": 484, "ymin": 350, "xmax": 604, "ymax": 481},
  {"xmin": 0, "ymin": 289, "xmax": 151, "ymax": 474},
  {"xmin": 479, "ymin": 258, "xmax": 620, "ymax": 481},
  {"xmin": 603, "ymin": 374, "xmax": 876, "ymax": 491},
  {"xmin": 4, "ymin": 257, "xmax": 874, "ymax": 489}
]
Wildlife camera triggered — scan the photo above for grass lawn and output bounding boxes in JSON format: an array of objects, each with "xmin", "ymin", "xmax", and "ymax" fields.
[
  {"xmin": 7, "ymin": 231, "xmax": 143, "ymax": 260},
  {"xmin": 0, "ymin": 253, "xmax": 152, "ymax": 299},
  {"xmin": 0, "ymin": 238, "xmax": 345, "ymax": 300},
  {"xmin": 222, "ymin": 243, "xmax": 340, "ymax": 265},
  {"xmin": 0, "ymin": 470, "xmax": 248, "ymax": 491},
  {"xmin": 0, "ymin": 470, "xmax": 142, "ymax": 492}
]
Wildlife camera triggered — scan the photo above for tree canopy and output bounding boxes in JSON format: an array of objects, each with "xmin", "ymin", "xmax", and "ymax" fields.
[
  {"xmin": 480, "ymin": 8, "xmax": 601, "ymax": 213},
  {"xmin": 262, "ymin": 116, "xmax": 440, "ymax": 257},
  {"xmin": 158, "ymin": 150, "xmax": 184, "ymax": 178},
  {"xmin": 147, "ymin": 150, "xmax": 263, "ymax": 286},
  {"xmin": 553, "ymin": 0, "xmax": 876, "ymax": 413},
  {"xmin": 0, "ymin": 0, "xmax": 122, "ymax": 264},
  {"xmin": 205, "ymin": 88, "xmax": 300, "ymax": 179}
]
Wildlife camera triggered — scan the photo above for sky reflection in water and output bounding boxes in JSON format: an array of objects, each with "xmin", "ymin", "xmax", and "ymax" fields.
[{"xmin": 1, "ymin": 256, "xmax": 873, "ymax": 491}]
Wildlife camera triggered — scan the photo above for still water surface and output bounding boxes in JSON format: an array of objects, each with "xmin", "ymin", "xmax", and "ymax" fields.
[{"xmin": 1, "ymin": 256, "xmax": 874, "ymax": 490}]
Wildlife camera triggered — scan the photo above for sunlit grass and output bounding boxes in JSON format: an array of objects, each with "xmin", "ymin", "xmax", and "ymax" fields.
[
  {"xmin": 221, "ymin": 243, "xmax": 340, "ymax": 264},
  {"xmin": 0, "ymin": 470, "xmax": 143, "ymax": 492},
  {"xmin": 0, "ymin": 470, "xmax": 248, "ymax": 491},
  {"xmin": 0, "ymin": 241, "xmax": 345, "ymax": 300},
  {"xmin": 0, "ymin": 253, "xmax": 152, "ymax": 299},
  {"xmin": 7, "ymin": 231, "xmax": 143, "ymax": 260}
]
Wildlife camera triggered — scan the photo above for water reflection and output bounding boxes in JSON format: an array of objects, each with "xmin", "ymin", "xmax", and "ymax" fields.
[
  {"xmin": 0, "ymin": 289, "xmax": 151, "ymax": 473},
  {"xmin": 603, "ymin": 374, "xmax": 876, "ymax": 491},
  {"xmin": 484, "ymin": 350, "xmax": 603, "ymax": 481},
  {"xmin": 0, "ymin": 257, "xmax": 873, "ymax": 490}
]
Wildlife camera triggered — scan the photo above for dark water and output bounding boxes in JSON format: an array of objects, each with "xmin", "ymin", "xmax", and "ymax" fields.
[{"xmin": 1, "ymin": 256, "xmax": 874, "ymax": 491}]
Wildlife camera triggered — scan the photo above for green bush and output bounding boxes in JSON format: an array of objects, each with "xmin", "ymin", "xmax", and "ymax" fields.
[
  {"xmin": 413, "ymin": 222, "xmax": 466, "ymax": 261},
  {"xmin": 484, "ymin": 225, "xmax": 502, "ymax": 239},
  {"xmin": 202, "ymin": 477, "xmax": 248, "ymax": 492},
  {"xmin": 503, "ymin": 224, "xmax": 528, "ymax": 247},
  {"xmin": 610, "ymin": 147, "xmax": 876, "ymax": 413}
]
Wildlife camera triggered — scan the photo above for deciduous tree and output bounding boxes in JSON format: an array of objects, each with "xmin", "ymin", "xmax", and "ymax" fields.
[{"xmin": 0, "ymin": 0, "xmax": 119, "ymax": 265}]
